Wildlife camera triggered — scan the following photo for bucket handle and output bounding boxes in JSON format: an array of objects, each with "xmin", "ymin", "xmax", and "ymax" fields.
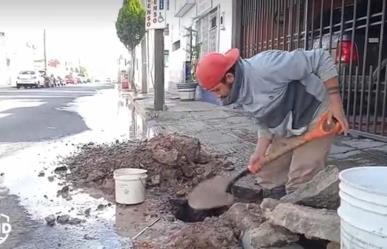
[{"xmin": 139, "ymin": 176, "xmax": 147, "ymax": 189}]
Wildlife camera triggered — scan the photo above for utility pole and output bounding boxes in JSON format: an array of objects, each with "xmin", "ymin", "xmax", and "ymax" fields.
[
  {"xmin": 154, "ymin": 29, "xmax": 164, "ymax": 111},
  {"xmin": 145, "ymin": 0, "xmax": 165, "ymax": 111},
  {"xmin": 43, "ymin": 29, "xmax": 47, "ymax": 73}
]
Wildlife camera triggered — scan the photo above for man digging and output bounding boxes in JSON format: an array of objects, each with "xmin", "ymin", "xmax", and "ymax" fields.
[{"xmin": 195, "ymin": 48, "xmax": 349, "ymax": 199}]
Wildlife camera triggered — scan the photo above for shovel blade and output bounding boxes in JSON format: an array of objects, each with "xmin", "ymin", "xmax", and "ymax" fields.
[{"xmin": 188, "ymin": 175, "xmax": 234, "ymax": 210}]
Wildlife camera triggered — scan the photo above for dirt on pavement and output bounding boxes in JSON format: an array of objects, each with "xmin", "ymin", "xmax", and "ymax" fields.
[
  {"xmin": 59, "ymin": 134, "xmax": 230, "ymax": 200},
  {"xmin": 165, "ymin": 216, "xmax": 240, "ymax": 249}
]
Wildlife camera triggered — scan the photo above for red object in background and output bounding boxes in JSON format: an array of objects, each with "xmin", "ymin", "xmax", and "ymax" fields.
[
  {"xmin": 65, "ymin": 75, "xmax": 76, "ymax": 84},
  {"xmin": 336, "ymin": 41, "xmax": 359, "ymax": 64},
  {"xmin": 122, "ymin": 79, "xmax": 129, "ymax": 89},
  {"xmin": 48, "ymin": 59, "xmax": 60, "ymax": 68}
]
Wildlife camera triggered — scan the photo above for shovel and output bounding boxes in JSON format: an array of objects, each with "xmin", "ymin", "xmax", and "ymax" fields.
[{"xmin": 188, "ymin": 112, "xmax": 342, "ymax": 210}]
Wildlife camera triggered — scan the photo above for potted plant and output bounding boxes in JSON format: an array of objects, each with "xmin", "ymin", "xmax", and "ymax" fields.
[{"xmin": 177, "ymin": 27, "xmax": 200, "ymax": 101}]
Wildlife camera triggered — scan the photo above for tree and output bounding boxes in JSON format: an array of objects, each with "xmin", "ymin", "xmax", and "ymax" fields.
[{"xmin": 116, "ymin": 0, "xmax": 146, "ymax": 93}]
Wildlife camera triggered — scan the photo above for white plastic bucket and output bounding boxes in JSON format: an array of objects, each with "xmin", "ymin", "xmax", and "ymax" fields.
[
  {"xmin": 178, "ymin": 88, "xmax": 196, "ymax": 100},
  {"xmin": 113, "ymin": 168, "xmax": 147, "ymax": 205},
  {"xmin": 338, "ymin": 166, "xmax": 387, "ymax": 249}
]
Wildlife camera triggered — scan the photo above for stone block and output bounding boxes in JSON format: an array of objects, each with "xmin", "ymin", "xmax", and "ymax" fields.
[
  {"xmin": 281, "ymin": 165, "xmax": 340, "ymax": 209},
  {"xmin": 242, "ymin": 221, "xmax": 299, "ymax": 249},
  {"xmin": 260, "ymin": 198, "xmax": 282, "ymax": 217},
  {"xmin": 223, "ymin": 203, "xmax": 265, "ymax": 232},
  {"xmin": 268, "ymin": 203, "xmax": 340, "ymax": 242}
]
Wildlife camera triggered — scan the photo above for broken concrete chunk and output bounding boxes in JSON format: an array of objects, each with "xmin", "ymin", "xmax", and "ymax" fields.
[
  {"xmin": 176, "ymin": 189, "xmax": 186, "ymax": 197},
  {"xmin": 223, "ymin": 163, "xmax": 235, "ymax": 171},
  {"xmin": 45, "ymin": 214, "xmax": 56, "ymax": 226},
  {"xmin": 326, "ymin": 242, "xmax": 340, "ymax": 249},
  {"xmin": 148, "ymin": 174, "xmax": 161, "ymax": 186},
  {"xmin": 57, "ymin": 185, "xmax": 70, "ymax": 199},
  {"xmin": 38, "ymin": 171, "xmax": 45, "ymax": 177},
  {"xmin": 68, "ymin": 217, "xmax": 84, "ymax": 225},
  {"xmin": 83, "ymin": 234, "xmax": 97, "ymax": 240},
  {"xmin": 165, "ymin": 214, "xmax": 176, "ymax": 222},
  {"xmin": 223, "ymin": 203, "xmax": 265, "ymax": 232},
  {"xmin": 181, "ymin": 164, "xmax": 195, "ymax": 178},
  {"xmin": 96, "ymin": 204, "xmax": 107, "ymax": 211},
  {"xmin": 47, "ymin": 176, "xmax": 55, "ymax": 182},
  {"xmin": 54, "ymin": 166, "xmax": 68, "ymax": 173},
  {"xmin": 152, "ymin": 148, "xmax": 179, "ymax": 166},
  {"xmin": 260, "ymin": 198, "xmax": 281, "ymax": 212},
  {"xmin": 260, "ymin": 198, "xmax": 283, "ymax": 219},
  {"xmin": 148, "ymin": 134, "xmax": 201, "ymax": 165},
  {"xmin": 281, "ymin": 165, "xmax": 339, "ymax": 209},
  {"xmin": 268, "ymin": 203, "xmax": 340, "ymax": 243},
  {"xmin": 84, "ymin": 208, "xmax": 91, "ymax": 217},
  {"xmin": 242, "ymin": 221, "xmax": 299, "ymax": 249},
  {"xmin": 57, "ymin": 214, "xmax": 70, "ymax": 224}
]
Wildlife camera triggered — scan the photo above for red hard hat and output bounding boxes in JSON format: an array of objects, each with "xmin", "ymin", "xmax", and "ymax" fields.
[{"xmin": 195, "ymin": 48, "xmax": 240, "ymax": 90}]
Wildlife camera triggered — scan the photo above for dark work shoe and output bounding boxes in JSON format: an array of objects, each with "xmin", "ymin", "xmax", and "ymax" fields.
[{"xmin": 262, "ymin": 185, "xmax": 287, "ymax": 200}]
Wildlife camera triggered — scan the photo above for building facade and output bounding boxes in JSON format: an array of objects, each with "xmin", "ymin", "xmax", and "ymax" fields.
[
  {"xmin": 134, "ymin": 0, "xmax": 234, "ymax": 94},
  {"xmin": 0, "ymin": 32, "xmax": 11, "ymax": 87}
]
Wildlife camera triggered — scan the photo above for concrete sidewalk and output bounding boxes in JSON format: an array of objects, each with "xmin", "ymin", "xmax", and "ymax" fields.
[{"xmin": 125, "ymin": 91, "xmax": 387, "ymax": 188}]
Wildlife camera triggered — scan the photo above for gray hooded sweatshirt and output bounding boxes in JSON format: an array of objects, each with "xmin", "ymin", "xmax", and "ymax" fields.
[{"xmin": 221, "ymin": 48, "xmax": 338, "ymax": 139}]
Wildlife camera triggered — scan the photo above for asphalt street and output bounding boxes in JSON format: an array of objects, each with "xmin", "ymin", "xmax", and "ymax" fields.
[{"xmin": 0, "ymin": 84, "xmax": 111, "ymax": 143}]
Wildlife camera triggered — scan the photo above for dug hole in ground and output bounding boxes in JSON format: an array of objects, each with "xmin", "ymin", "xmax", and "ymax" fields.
[{"xmin": 56, "ymin": 133, "xmax": 341, "ymax": 249}]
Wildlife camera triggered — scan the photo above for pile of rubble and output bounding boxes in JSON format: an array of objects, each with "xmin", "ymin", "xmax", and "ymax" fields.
[
  {"xmin": 224, "ymin": 165, "xmax": 341, "ymax": 249},
  {"xmin": 58, "ymin": 134, "xmax": 230, "ymax": 200},
  {"xmin": 134, "ymin": 165, "xmax": 341, "ymax": 249}
]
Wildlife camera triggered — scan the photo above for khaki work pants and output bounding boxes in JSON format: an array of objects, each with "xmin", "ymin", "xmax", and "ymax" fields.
[{"xmin": 256, "ymin": 123, "xmax": 334, "ymax": 193}]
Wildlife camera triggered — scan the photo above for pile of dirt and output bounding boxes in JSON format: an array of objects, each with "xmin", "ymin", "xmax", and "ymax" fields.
[
  {"xmin": 59, "ymin": 134, "xmax": 231, "ymax": 199},
  {"xmin": 132, "ymin": 216, "xmax": 240, "ymax": 249},
  {"xmin": 165, "ymin": 216, "xmax": 240, "ymax": 249}
]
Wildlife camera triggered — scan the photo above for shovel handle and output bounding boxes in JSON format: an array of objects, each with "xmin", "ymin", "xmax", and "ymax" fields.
[
  {"xmin": 260, "ymin": 137, "xmax": 307, "ymax": 166},
  {"xmin": 261, "ymin": 112, "xmax": 341, "ymax": 166}
]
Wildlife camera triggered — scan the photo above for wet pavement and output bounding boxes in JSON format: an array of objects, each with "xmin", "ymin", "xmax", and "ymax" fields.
[{"xmin": 0, "ymin": 85, "xmax": 154, "ymax": 249}]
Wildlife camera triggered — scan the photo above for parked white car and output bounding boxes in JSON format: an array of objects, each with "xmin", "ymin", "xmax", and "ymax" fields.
[
  {"xmin": 16, "ymin": 70, "xmax": 44, "ymax": 89},
  {"xmin": 76, "ymin": 74, "xmax": 87, "ymax": 83}
]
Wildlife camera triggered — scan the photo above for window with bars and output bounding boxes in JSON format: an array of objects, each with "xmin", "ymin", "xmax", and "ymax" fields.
[{"xmin": 197, "ymin": 7, "xmax": 219, "ymax": 57}]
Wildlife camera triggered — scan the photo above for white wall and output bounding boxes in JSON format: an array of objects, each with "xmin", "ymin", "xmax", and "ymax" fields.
[
  {"xmin": 166, "ymin": 1, "xmax": 197, "ymax": 86},
  {"xmin": 214, "ymin": 0, "xmax": 233, "ymax": 53}
]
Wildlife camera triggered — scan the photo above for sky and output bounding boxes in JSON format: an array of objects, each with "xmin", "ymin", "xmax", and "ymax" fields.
[{"xmin": 0, "ymin": 0, "xmax": 128, "ymax": 78}]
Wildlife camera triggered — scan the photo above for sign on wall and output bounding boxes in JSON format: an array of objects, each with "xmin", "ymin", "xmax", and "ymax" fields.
[
  {"xmin": 196, "ymin": 0, "xmax": 212, "ymax": 16},
  {"xmin": 146, "ymin": 0, "xmax": 166, "ymax": 30}
]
